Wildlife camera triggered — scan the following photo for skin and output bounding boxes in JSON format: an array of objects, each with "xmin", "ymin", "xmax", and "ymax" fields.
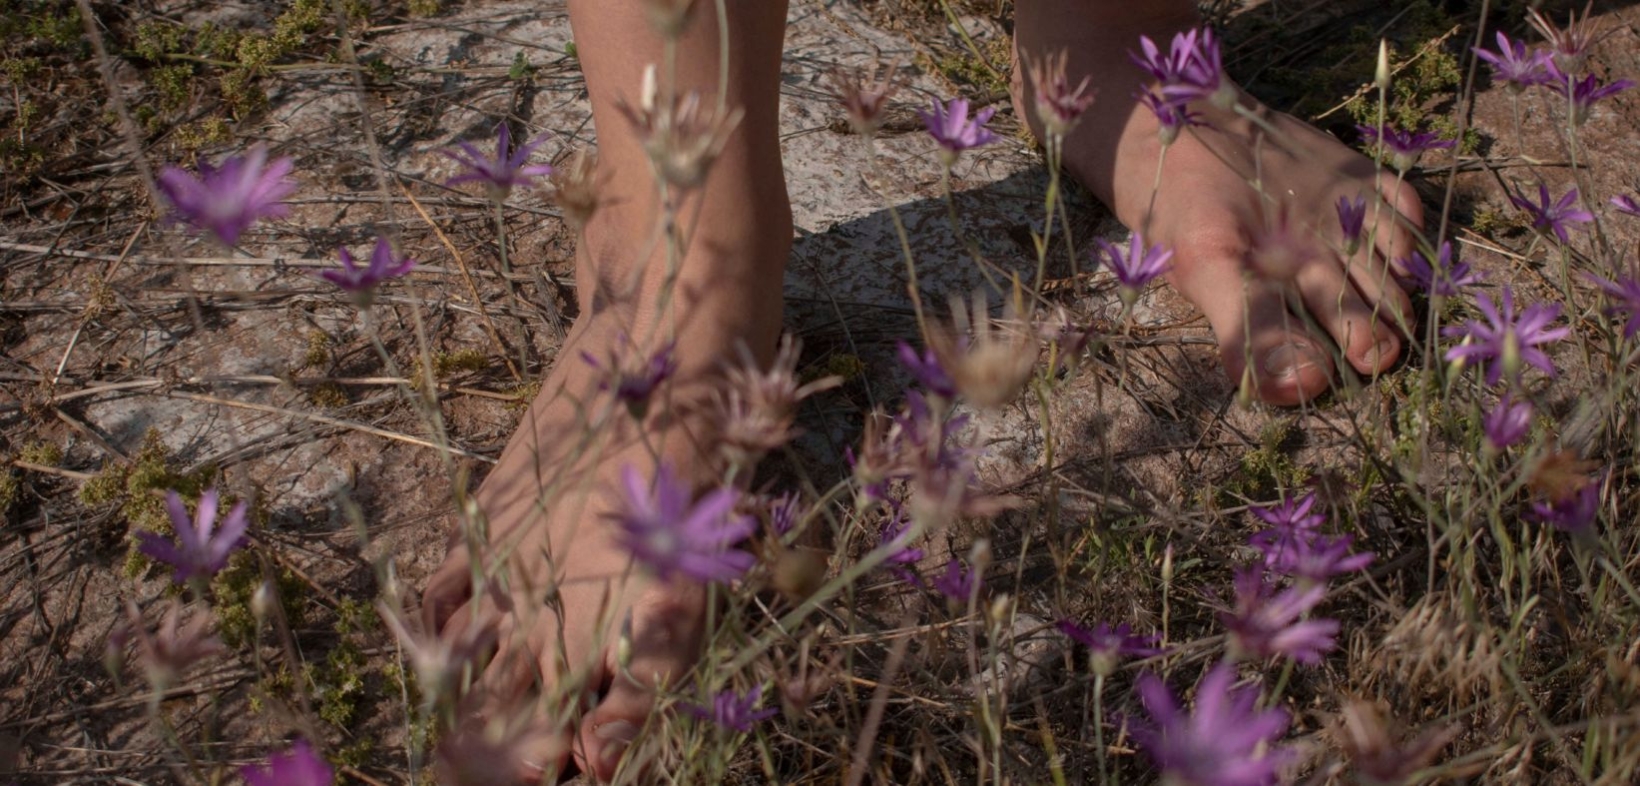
[{"xmin": 423, "ymin": 0, "xmax": 1422, "ymax": 781}]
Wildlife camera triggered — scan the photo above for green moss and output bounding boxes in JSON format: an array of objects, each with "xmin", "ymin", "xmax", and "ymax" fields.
[
  {"xmin": 211, "ymin": 552, "xmax": 306, "ymax": 648},
  {"xmin": 309, "ymin": 383, "xmax": 350, "ymax": 409},
  {"xmin": 414, "ymin": 349, "xmax": 490, "ymax": 383},
  {"xmin": 220, "ymin": 68, "xmax": 267, "ymax": 117},
  {"xmin": 151, "ymin": 64, "xmax": 195, "ymax": 111},
  {"xmin": 0, "ymin": 471, "xmax": 19, "ymax": 517},
  {"xmin": 131, "ymin": 20, "xmax": 185, "ymax": 63},
  {"xmin": 175, "ymin": 116, "xmax": 232, "ymax": 150},
  {"xmin": 72, "ymin": 429, "xmax": 220, "ymax": 576},
  {"xmin": 309, "ymin": 638, "xmax": 367, "ymax": 728},
  {"xmin": 1219, "ymin": 418, "xmax": 1309, "ymax": 505},
  {"xmin": 18, "ymin": 439, "xmax": 63, "ymax": 466},
  {"xmin": 407, "ymin": 0, "xmax": 442, "ymax": 17}
]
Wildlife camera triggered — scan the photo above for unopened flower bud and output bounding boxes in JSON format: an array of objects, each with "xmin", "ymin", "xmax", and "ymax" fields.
[
  {"xmin": 1089, "ymin": 649, "xmax": 1119, "ymax": 678},
  {"xmin": 987, "ymin": 593, "xmax": 1013, "ymax": 626},
  {"xmin": 1375, "ymin": 40, "xmax": 1392, "ymax": 92},
  {"xmin": 617, "ymin": 615, "xmax": 634, "ymax": 671},
  {"xmin": 1160, "ymin": 543, "xmax": 1175, "ymax": 586},
  {"xmin": 251, "ymin": 580, "xmax": 277, "ymax": 624},
  {"xmin": 1501, "ymin": 328, "xmax": 1523, "ymax": 382},
  {"xmin": 967, "ymin": 538, "xmax": 992, "ymax": 573}
]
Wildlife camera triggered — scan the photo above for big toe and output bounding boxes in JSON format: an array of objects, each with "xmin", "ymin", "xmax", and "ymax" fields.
[
  {"xmin": 577, "ymin": 586, "xmax": 706, "ymax": 781},
  {"xmin": 1169, "ymin": 242, "xmax": 1335, "ymax": 406}
]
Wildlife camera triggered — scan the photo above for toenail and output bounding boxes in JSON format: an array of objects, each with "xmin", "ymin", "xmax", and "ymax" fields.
[
  {"xmin": 1371, "ymin": 336, "xmax": 1398, "ymax": 365},
  {"xmin": 595, "ymin": 720, "xmax": 638, "ymax": 744},
  {"xmin": 1262, "ymin": 344, "xmax": 1321, "ymax": 381}
]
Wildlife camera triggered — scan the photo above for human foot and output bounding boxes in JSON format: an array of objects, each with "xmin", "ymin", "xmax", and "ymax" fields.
[{"xmin": 1013, "ymin": 3, "xmax": 1421, "ymax": 405}]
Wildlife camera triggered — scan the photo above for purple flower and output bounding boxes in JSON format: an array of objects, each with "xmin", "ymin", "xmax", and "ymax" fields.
[
  {"xmin": 767, "ymin": 491, "xmax": 803, "ymax": 535},
  {"xmin": 1356, "ymin": 124, "xmax": 1455, "ymax": 172},
  {"xmin": 1483, "ymin": 395, "xmax": 1533, "ymax": 451},
  {"xmin": 316, "ymin": 236, "xmax": 415, "ymax": 296},
  {"xmin": 1336, "ymin": 195, "xmax": 1367, "ymax": 255},
  {"xmin": 1531, "ymin": 479, "xmax": 1602, "ymax": 535},
  {"xmin": 1442, "ymin": 287, "xmax": 1570, "ymax": 386},
  {"xmin": 155, "ymin": 146, "xmax": 295, "ymax": 247},
  {"xmin": 932, "ymin": 558, "xmax": 978, "ymax": 603},
  {"xmin": 581, "ymin": 336, "xmax": 676, "ymax": 418},
  {"xmin": 1093, "ymin": 231, "xmax": 1173, "ymax": 303},
  {"xmin": 136, "ymin": 488, "xmax": 248, "ymax": 584},
  {"xmin": 442, "ymin": 123, "xmax": 554, "ymax": 198},
  {"xmin": 1400, "ymin": 242, "xmax": 1481, "ymax": 297},
  {"xmin": 1509, "ymin": 183, "xmax": 1594, "ymax": 245},
  {"xmin": 242, "ymin": 740, "xmax": 333, "ymax": 786},
  {"xmin": 685, "ymin": 684, "xmax": 778, "ymax": 733},
  {"xmin": 1131, "ymin": 664, "xmax": 1294, "ymax": 786},
  {"xmin": 919, "ymin": 97, "xmax": 997, "ymax": 165},
  {"xmin": 1473, "ymin": 32, "xmax": 1552, "ymax": 91},
  {"xmin": 1263, "ymin": 534, "xmax": 1375, "ymax": 584},
  {"xmin": 1586, "ymin": 272, "xmax": 1640, "ymax": 339},
  {"xmin": 1221, "ymin": 568, "xmax": 1339, "ymax": 665},
  {"xmin": 896, "ymin": 340, "xmax": 958, "ymax": 399},
  {"xmin": 1137, "ymin": 89, "xmax": 1199, "ymax": 146},
  {"xmin": 1132, "ymin": 29, "xmax": 1232, "ymax": 107},
  {"xmin": 1250, "ymin": 491, "xmax": 1326, "ymax": 532},
  {"xmin": 1611, "ymin": 194, "xmax": 1640, "ymax": 218},
  {"xmin": 1544, "ymin": 62, "xmax": 1634, "ymax": 125},
  {"xmin": 1056, "ymin": 619, "xmax": 1163, "ymax": 676},
  {"xmin": 610, "ymin": 463, "xmax": 756, "ymax": 583},
  {"xmin": 881, "ymin": 510, "xmax": 924, "ymax": 567}
]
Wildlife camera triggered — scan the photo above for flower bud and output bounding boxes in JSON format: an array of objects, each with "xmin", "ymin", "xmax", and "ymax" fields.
[
  {"xmin": 616, "ymin": 615, "xmax": 634, "ymax": 671},
  {"xmin": 1375, "ymin": 40, "xmax": 1392, "ymax": 92},
  {"xmin": 251, "ymin": 580, "xmax": 277, "ymax": 625}
]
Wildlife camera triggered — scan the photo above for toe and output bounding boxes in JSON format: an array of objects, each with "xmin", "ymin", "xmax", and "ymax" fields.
[
  {"xmin": 1293, "ymin": 252, "xmax": 1401, "ymax": 375},
  {"xmin": 1168, "ymin": 233, "xmax": 1334, "ymax": 405},
  {"xmin": 423, "ymin": 545, "xmax": 474, "ymax": 633},
  {"xmin": 1374, "ymin": 173, "xmax": 1426, "ymax": 273},
  {"xmin": 577, "ymin": 584, "xmax": 706, "ymax": 782}
]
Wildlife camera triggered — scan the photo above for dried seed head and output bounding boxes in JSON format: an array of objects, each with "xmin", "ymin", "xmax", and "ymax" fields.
[
  {"xmin": 714, "ymin": 335, "xmax": 843, "ymax": 469},
  {"xmin": 1249, "ymin": 204, "xmax": 1317, "ymax": 281},
  {"xmin": 548, "ymin": 148, "xmax": 602, "ymax": 232},
  {"xmin": 617, "ymin": 65, "xmax": 744, "ymax": 190},
  {"xmin": 927, "ymin": 292, "xmax": 1039, "ymax": 409},
  {"xmin": 114, "ymin": 599, "xmax": 225, "ymax": 693},
  {"xmin": 827, "ymin": 60, "xmax": 901, "ymax": 138},
  {"xmin": 1337, "ymin": 700, "xmax": 1457, "ymax": 786},
  {"xmin": 1024, "ymin": 49, "xmax": 1096, "ymax": 139},
  {"xmin": 1528, "ymin": 1, "xmax": 1610, "ymax": 75}
]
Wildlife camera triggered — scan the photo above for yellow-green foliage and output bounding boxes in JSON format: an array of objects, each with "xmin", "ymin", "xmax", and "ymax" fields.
[
  {"xmin": 301, "ymin": 331, "xmax": 333, "ymax": 370},
  {"xmin": 813, "ymin": 353, "xmax": 866, "ymax": 385},
  {"xmin": 19, "ymin": 439, "xmax": 63, "ymax": 466},
  {"xmin": 407, "ymin": 0, "xmax": 443, "ymax": 17},
  {"xmin": 1220, "ymin": 418, "xmax": 1309, "ymax": 505},
  {"xmin": 413, "ymin": 349, "xmax": 490, "ymax": 383},
  {"xmin": 0, "ymin": 470, "xmax": 19, "ymax": 517},
  {"xmin": 309, "ymin": 382, "xmax": 350, "ymax": 409},
  {"xmin": 307, "ymin": 598, "xmax": 379, "ymax": 728},
  {"xmin": 75, "ymin": 429, "xmax": 218, "ymax": 576},
  {"xmin": 920, "ymin": 36, "xmax": 1011, "ymax": 97},
  {"xmin": 174, "ymin": 117, "xmax": 233, "ymax": 150},
  {"xmin": 212, "ymin": 551, "xmax": 306, "ymax": 648}
]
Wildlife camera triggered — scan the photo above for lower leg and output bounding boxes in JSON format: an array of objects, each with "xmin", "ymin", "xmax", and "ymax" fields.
[{"xmin": 422, "ymin": 1, "xmax": 791, "ymax": 781}]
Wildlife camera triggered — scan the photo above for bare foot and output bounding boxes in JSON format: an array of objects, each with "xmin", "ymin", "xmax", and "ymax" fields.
[
  {"xmin": 420, "ymin": 1, "xmax": 792, "ymax": 780},
  {"xmin": 1015, "ymin": 3, "xmax": 1420, "ymax": 405}
]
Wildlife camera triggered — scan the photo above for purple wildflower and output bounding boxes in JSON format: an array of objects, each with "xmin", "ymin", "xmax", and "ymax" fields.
[
  {"xmin": 1611, "ymin": 194, "xmax": 1640, "ymax": 218},
  {"xmin": 1509, "ymin": 183, "xmax": 1595, "ymax": 245},
  {"xmin": 1132, "ymin": 29, "xmax": 1233, "ymax": 108},
  {"xmin": 767, "ymin": 491, "xmax": 804, "ymax": 536},
  {"xmin": 1025, "ymin": 50, "xmax": 1096, "ymax": 137},
  {"xmin": 1586, "ymin": 272, "xmax": 1640, "ymax": 339},
  {"xmin": 932, "ymin": 558, "xmax": 979, "ymax": 603},
  {"xmin": 1093, "ymin": 231, "xmax": 1173, "ymax": 304},
  {"xmin": 1531, "ymin": 478, "xmax": 1602, "ymax": 535},
  {"xmin": 919, "ymin": 97, "xmax": 998, "ymax": 165},
  {"xmin": 1251, "ymin": 491, "xmax": 1326, "ymax": 532},
  {"xmin": 1473, "ymin": 32, "xmax": 1552, "ymax": 91},
  {"xmin": 1265, "ymin": 534, "xmax": 1375, "ymax": 585},
  {"xmin": 896, "ymin": 340, "xmax": 958, "ymax": 399},
  {"xmin": 1137, "ymin": 89, "xmax": 1199, "ymax": 146},
  {"xmin": 881, "ymin": 510, "xmax": 925, "ymax": 567},
  {"xmin": 155, "ymin": 146, "xmax": 295, "ymax": 247},
  {"xmin": 1442, "ymin": 287, "xmax": 1571, "ymax": 386},
  {"xmin": 685, "ymin": 684, "xmax": 778, "ymax": 733},
  {"xmin": 1221, "ymin": 568, "xmax": 1339, "ymax": 665},
  {"xmin": 1483, "ymin": 395, "xmax": 1534, "ymax": 451},
  {"xmin": 242, "ymin": 740, "xmax": 333, "ymax": 786},
  {"xmin": 1131, "ymin": 664, "xmax": 1294, "ymax": 786},
  {"xmin": 1056, "ymin": 620, "xmax": 1164, "ymax": 676},
  {"xmin": 317, "ymin": 236, "xmax": 415, "ymax": 296},
  {"xmin": 1356, "ymin": 124, "xmax": 1455, "ymax": 172},
  {"xmin": 442, "ymin": 123, "xmax": 554, "ymax": 199},
  {"xmin": 1400, "ymin": 242, "xmax": 1481, "ymax": 297},
  {"xmin": 609, "ymin": 463, "xmax": 756, "ymax": 583},
  {"xmin": 1544, "ymin": 62, "xmax": 1634, "ymax": 125},
  {"xmin": 136, "ymin": 488, "xmax": 249, "ymax": 584},
  {"xmin": 1337, "ymin": 195, "xmax": 1367, "ymax": 255},
  {"xmin": 581, "ymin": 336, "xmax": 677, "ymax": 419}
]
